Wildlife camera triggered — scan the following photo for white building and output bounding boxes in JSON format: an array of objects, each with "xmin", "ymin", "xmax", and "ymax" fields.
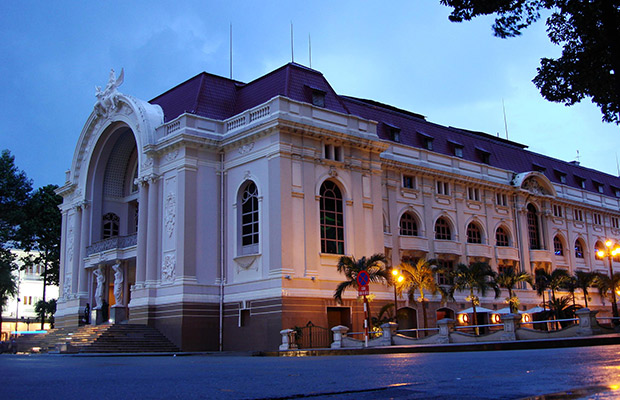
[
  {"xmin": 1, "ymin": 250, "xmax": 59, "ymax": 340},
  {"xmin": 55, "ymin": 64, "xmax": 620, "ymax": 351}
]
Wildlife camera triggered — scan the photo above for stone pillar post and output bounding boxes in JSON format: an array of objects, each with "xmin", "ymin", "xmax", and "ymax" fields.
[
  {"xmin": 380, "ymin": 322, "xmax": 398, "ymax": 346},
  {"xmin": 77, "ymin": 201, "xmax": 90, "ymax": 296},
  {"xmin": 436, "ymin": 318, "xmax": 454, "ymax": 344},
  {"xmin": 135, "ymin": 178, "xmax": 149, "ymax": 286},
  {"xmin": 279, "ymin": 328, "xmax": 296, "ymax": 351},
  {"xmin": 576, "ymin": 308, "xmax": 600, "ymax": 336},
  {"xmin": 58, "ymin": 210, "xmax": 68, "ymax": 300},
  {"xmin": 70, "ymin": 205, "xmax": 82, "ymax": 296},
  {"xmin": 500, "ymin": 313, "xmax": 521, "ymax": 341},
  {"xmin": 331, "ymin": 325, "xmax": 350, "ymax": 349},
  {"xmin": 110, "ymin": 261, "xmax": 127, "ymax": 323},
  {"xmin": 146, "ymin": 174, "xmax": 160, "ymax": 285}
]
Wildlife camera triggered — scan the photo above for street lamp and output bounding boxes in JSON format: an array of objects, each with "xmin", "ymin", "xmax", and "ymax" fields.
[
  {"xmin": 597, "ymin": 240, "xmax": 620, "ymax": 323},
  {"xmin": 391, "ymin": 268, "xmax": 404, "ymax": 318}
]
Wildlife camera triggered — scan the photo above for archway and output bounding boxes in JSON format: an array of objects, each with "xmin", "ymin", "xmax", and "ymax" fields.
[{"xmin": 396, "ymin": 306, "xmax": 418, "ymax": 337}]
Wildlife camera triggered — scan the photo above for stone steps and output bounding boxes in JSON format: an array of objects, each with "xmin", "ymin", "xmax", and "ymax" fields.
[{"xmin": 15, "ymin": 324, "xmax": 179, "ymax": 353}]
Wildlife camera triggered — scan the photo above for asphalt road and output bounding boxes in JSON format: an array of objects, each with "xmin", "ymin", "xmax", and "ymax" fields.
[{"xmin": 2, "ymin": 345, "xmax": 620, "ymax": 399}]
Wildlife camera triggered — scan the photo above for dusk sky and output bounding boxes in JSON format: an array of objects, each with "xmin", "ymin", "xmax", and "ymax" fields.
[{"xmin": 1, "ymin": 1, "xmax": 618, "ymax": 188}]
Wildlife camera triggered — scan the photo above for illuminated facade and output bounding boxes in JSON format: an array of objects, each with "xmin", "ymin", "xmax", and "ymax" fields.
[{"xmin": 56, "ymin": 64, "xmax": 620, "ymax": 351}]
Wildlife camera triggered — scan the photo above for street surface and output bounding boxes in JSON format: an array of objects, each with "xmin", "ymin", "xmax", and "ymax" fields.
[{"xmin": 2, "ymin": 345, "xmax": 620, "ymax": 399}]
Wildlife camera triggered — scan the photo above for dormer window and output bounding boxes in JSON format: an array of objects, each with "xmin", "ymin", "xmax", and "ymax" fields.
[
  {"xmin": 390, "ymin": 127, "xmax": 401, "ymax": 143},
  {"xmin": 554, "ymin": 169, "xmax": 567, "ymax": 184},
  {"xmin": 532, "ymin": 163, "xmax": 546, "ymax": 173},
  {"xmin": 614, "ymin": 187, "xmax": 620, "ymax": 198},
  {"xmin": 448, "ymin": 140, "xmax": 463, "ymax": 158},
  {"xmin": 418, "ymin": 131, "xmax": 433, "ymax": 150},
  {"xmin": 311, "ymin": 89, "xmax": 326, "ymax": 107},
  {"xmin": 477, "ymin": 148, "xmax": 491, "ymax": 164},
  {"xmin": 594, "ymin": 182, "xmax": 604, "ymax": 193}
]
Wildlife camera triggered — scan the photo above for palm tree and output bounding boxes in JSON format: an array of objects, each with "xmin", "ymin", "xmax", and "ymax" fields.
[
  {"xmin": 448, "ymin": 262, "xmax": 500, "ymax": 335},
  {"xmin": 574, "ymin": 271, "xmax": 597, "ymax": 308},
  {"xmin": 496, "ymin": 266, "xmax": 532, "ymax": 313},
  {"xmin": 549, "ymin": 269, "xmax": 570, "ymax": 302},
  {"xmin": 333, "ymin": 253, "xmax": 388, "ymax": 333},
  {"xmin": 534, "ymin": 269, "xmax": 551, "ymax": 310},
  {"xmin": 398, "ymin": 258, "xmax": 443, "ymax": 331},
  {"xmin": 545, "ymin": 295, "xmax": 581, "ymax": 328},
  {"xmin": 594, "ymin": 272, "xmax": 620, "ymax": 320}
]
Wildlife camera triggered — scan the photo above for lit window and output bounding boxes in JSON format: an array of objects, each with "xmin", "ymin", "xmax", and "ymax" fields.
[
  {"xmin": 575, "ymin": 240, "xmax": 584, "ymax": 259},
  {"xmin": 595, "ymin": 241, "xmax": 604, "ymax": 260},
  {"xmin": 320, "ymin": 180, "xmax": 344, "ymax": 254},
  {"xmin": 102, "ymin": 213, "xmax": 119, "ymax": 239},
  {"xmin": 400, "ymin": 213, "xmax": 418, "ymax": 236},
  {"xmin": 553, "ymin": 236, "xmax": 564, "ymax": 256},
  {"xmin": 402, "ymin": 175, "xmax": 415, "ymax": 189},
  {"xmin": 466, "ymin": 223, "xmax": 482, "ymax": 244},
  {"xmin": 527, "ymin": 204, "xmax": 541, "ymax": 249},
  {"xmin": 240, "ymin": 181, "xmax": 259, "ymax": 253},
  {"xmin": 435, "ymin": 217, "xmax": 451, "ymax": 240}
]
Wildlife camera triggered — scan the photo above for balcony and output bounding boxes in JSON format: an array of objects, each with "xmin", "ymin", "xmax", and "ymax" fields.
[
  {"xmin": 465, "ymin": 243, "xmax": 492, "ymax": 259},
  {"xmin": 400, "ymin": 236, "xmax": 430, "ymax": 253},
  {"xmin": 434, "ymin": 240, "xmax": 461, "ymax": 255},
  {"xmin": 495, "ymin": 246, "xmax": 519, "ymax": 261},
  {"xmin": 86, "ymin": 234, "xmax": 137, "ymax": 256},
  {"xmin": 529, "ymin": 249, "xmax": 552, "ymax": 263}
]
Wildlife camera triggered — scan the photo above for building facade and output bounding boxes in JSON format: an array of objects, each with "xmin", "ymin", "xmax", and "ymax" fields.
[
  {"xmin": 56, "ymin": 64, "xmax": 620, "ymax": 351},
  {"xmin": 1, "ymin": 250, "xmax": 59, "ymax": 340}
]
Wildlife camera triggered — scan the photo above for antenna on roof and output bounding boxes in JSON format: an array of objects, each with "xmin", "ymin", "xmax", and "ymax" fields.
[
  {"xmin": 309, "ymin": 34, "xmax": 312, "ymax": 68},
  {"xmin": 229, "ymin": 23, "xmax": 233, "ymax": 79},
  {"xmin": 502, "ymin": 98, "xmax": 509, "ymax": 140},
  {"xmin": 290, "ymin": 22, "xmax": 294, "ymax": 63},
  {"xmin": 576, "ymin": 150, "xmax": 581, "ymax": 164}
]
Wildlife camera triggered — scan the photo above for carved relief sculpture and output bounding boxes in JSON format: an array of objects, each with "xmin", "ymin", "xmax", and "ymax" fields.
[
  {"xmin": 165, "ymin": 192, "xmax": 176, "ymax": 238},
  {"xmin": 162, "ymin": 253, "xmax": 176, "ymax": 283},
  {"xmin": 94, "ymin": 68, "xmax": 124, "ymax": 117}
]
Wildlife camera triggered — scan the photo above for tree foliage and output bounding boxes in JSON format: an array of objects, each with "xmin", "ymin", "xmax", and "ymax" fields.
[
  {"xmin": 398, "ymin": 258, "xmax": 444, "ymax": 330},
  {"xmin": 441, "ymin": 0, "xmax": 620, "ymax": 124},
  {"xmin": 333, "ymin": 253, "xmax": 388, "ymax": 303},
  {"xmin": 496, "ymin": 266, "xmax": 532, "ymax": 313}
]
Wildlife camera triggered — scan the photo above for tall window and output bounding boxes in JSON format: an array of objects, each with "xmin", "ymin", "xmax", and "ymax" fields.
[
  {"xmin": 496, "ymin": 227, "xmax": 510, "ymax": 247},
  {"xmin": 466, "ymin": 222, "xmax": 482, "ymax": 244},
  {"xmin": 527, "ymin": 204, "xmax": 541, "ymax": 249},
  {"xmin": 575, "ymin": 239, "xmax": 584, "ymax": 259},
  {"xmin": 320, "ymin": 180, "xmax": 344, "ymax": 254},
  {"xmin": 553, "ymin": 236, "xmax": 564, "ymax": 256},
  {"xmin": 595, "ymin": 241, "xmax": 604, "ymax": 260},
  {"xmin": 102, "ymin": 213, "xmax": 119, "ymax": 239},
  {"xmin": 400, "ymin": 213, "xmax": 418, "ymax": 236},
  {"xmin": 240, "ymin": 181, "xmax": 259, "ymax": 253},
  {"xmin": 435, "ymin": 217, "xmax": 451, "ymax": 240}
]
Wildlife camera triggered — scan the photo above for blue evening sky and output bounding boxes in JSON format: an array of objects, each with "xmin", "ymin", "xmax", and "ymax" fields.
[{"xmin": 1, "ymin": 1, "xmax": 618, "ymax": 188}]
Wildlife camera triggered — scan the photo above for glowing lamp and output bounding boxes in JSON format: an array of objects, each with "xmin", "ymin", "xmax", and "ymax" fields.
[
  {"xmin": 598, "ymin": 250, "xmax": 606, "ymax": 258},
  {"xmin": 397, "ymin": 275, "xmax": 404, "ymax": 283}
]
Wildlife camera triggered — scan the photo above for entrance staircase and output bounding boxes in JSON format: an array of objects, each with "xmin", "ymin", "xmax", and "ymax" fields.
[{"xmin": 16, "ymin": 324, "xmax": 180, "ymax": 354}]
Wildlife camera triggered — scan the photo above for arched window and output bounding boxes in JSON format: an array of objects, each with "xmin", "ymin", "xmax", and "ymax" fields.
[
  {"xmin": 435, "ymin": 217, "xmax": 451, "ymax": 240},
  {"xmin": 553, "ymin": 236, "xmax": 564, "ymax": 256},
  {"xmin": 575, "ymin": 239, "xmax": 585, "ymax": 259},
  {"xmin": 527, "ymin": 204, "xmax": 541, "ymax": 249},
  {"xmin": 320, "ymin": 180, "xmax": 344, "ymax": 254},
  {"xmin": 466, "ymin": 222, "xmax": 482, "ymax": 244},
  {"xmin": 102, "ymin": 213, "xmax": 119, "ymax": 239},
  {"xmin": 595, "ymin": 241, "xmax": 604, "ymax": 260},
  {"xmin": 400, "ymin": 213, "xmax": 418, "ymax": 236},
  {"xmin": 239, "ymin": 181, "xmax": 259, "ymax": 254},
  {"xmin": 496, "ymin": 227, "xmax": 510, "ymax": 247}
]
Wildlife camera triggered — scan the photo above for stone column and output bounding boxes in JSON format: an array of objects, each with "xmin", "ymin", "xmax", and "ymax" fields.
[
  {"xmin": 58, "ymin": 210, "xmax": 68, "ymax": 300},
  {"xmin": 70, "ymin": 205, "xmax": 82, "ymax": 297},
  {"xmin": 380, "ymin": 322, "xmax": 398, "ymax": 346},
  {"xmin": 436, "ymin": 318, "xmax": 454, "ymax": 344},
  {"xmin": 576, "ymin": 308, "xmax": 600, "ymax": 336},
  {"xmin": 146, "ymin": 174, "xmax": 160, "ymax": 285},
  {"xmin": 77, "ymin": 201, "xmax": 90, "ymax": 296},
  {"xmin": 330, "ymin": 325, "xmax": 349, "ymax": 349},
  {"xmin": 500, "ymin": 313, "xmax": 521, "ymax": 341},
  {"xmin": 135, "ymin": 178, "xmax": 149, "ymax": 286}
]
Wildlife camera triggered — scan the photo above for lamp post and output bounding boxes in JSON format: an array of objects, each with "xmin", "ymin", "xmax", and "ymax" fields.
[
  {"xmin": 597, "ymin": 240, "xmax": 620, "ymax": 323},
  {"xmin": 391, "ymin": 268, "xmax": 404, "ymax": 319}
]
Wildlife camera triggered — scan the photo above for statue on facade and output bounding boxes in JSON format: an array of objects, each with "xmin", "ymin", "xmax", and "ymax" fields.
[
  {"xmin": 93, "ymin": 266, "xmax": 105, "ymax": 309},
  {"xmin": 94, "ymin": 68, "xmax": 124, "ymax": 117},
  {"xmin": 112, "ymin": 262, "xmax": 123, "ymax": 305}
]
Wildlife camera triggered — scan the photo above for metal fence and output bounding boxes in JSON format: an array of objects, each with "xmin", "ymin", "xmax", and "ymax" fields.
[{"xmin": 297, "ymin": 321, "xmax": 331, "ymax": 349}]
